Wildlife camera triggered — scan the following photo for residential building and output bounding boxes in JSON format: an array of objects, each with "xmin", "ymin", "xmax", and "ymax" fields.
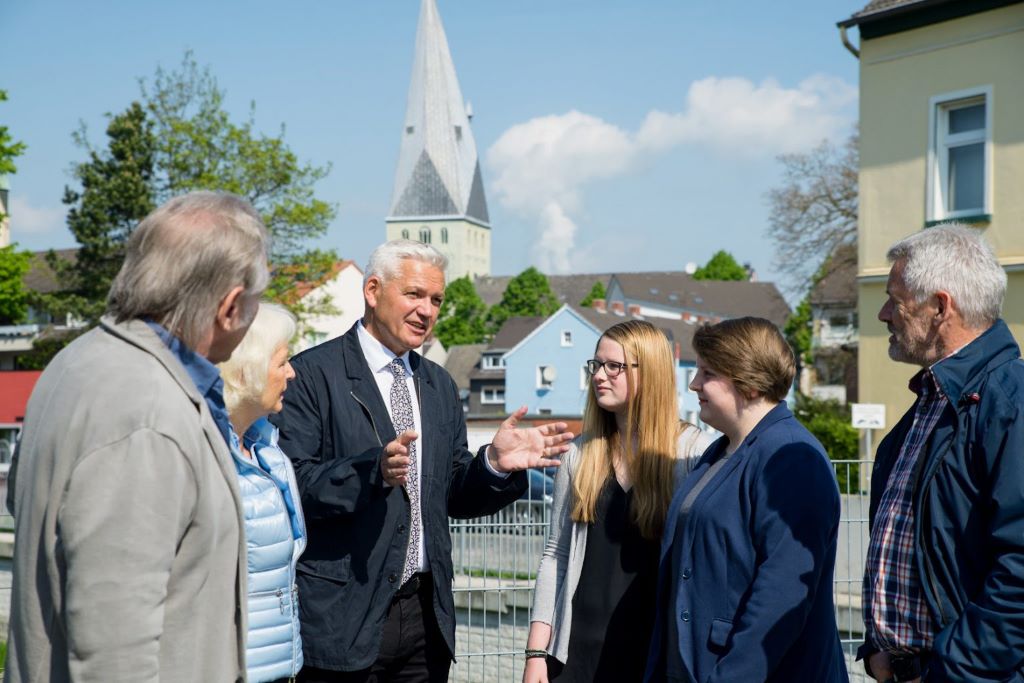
[
  {"xmin": 0, "ymin": 370, "xmax": 41, "ymax": 466},
  {"xmin": 386, "ymin": 0, "xmax": 491, "ymax": 280},
  {"xmin": 467, "ymin": 316, "xmax": 544, "ymax": 417},
  {"xmin": 443, "ymin": 342, "xmax": 487, "ymax": 413},
  {"xmin": 288, "ymin": 259, "xmax": 365, "ymax": 353},
  {"xmin": 807, "ymin": 244, "xmax": 858, "ymax": 403},
  {"xmin": 839, "ymin": 0, "xmax": 1024, "ymax": 432}
]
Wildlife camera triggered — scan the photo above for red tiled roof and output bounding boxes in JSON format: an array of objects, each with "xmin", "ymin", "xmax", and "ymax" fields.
[
  {"xmin": 279, "ymin": 259, "xmax": 359, "ymax": 305},
  {"xmin": 0, "ymin": 371, "xmax": 43, "ymax": 424}
]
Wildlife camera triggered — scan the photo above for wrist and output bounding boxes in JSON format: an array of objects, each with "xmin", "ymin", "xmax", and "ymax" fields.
[{"xmin": 524, "ymin": 648, "xmax": 548, "ymax": 659}]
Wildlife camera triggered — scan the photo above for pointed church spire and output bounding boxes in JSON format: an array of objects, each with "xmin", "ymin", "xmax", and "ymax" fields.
[{"xmin": 388, "ymin": 0, "xmax": 489, "ymax": 226}]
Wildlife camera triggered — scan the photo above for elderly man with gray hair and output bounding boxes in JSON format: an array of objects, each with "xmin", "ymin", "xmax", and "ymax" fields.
[
  {"xmin": 5, "ymin": 191, "xmax": 270, "ymax": 683},
  {"xmin": 272, "ymin": 239, "xmax": 573, "ymax": 682},
  {"xmin": 860, "ymin": 224, "xmax": 1024, "ymax": 682}
]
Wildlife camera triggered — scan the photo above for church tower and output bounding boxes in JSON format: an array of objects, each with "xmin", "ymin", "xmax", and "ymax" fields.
[{"xmin": 386, "ymin": 0, "xmax": 491, "ymax": 280}]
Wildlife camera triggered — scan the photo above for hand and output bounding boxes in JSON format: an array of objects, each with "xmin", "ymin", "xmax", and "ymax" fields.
[
  {"xmin": 381, "ymin": 430, "xmax": 417, "ymax": 487},
  {"xmin": 869, "ymin": 651, "xmax": 893, "ymax": 681},
  {"xmin": 523, "ymin": 656, "xmax": 548, "ymax": 683},
  {"xmin": 487, "ymin": 406, "xmax": 574, "ymax": 474}
]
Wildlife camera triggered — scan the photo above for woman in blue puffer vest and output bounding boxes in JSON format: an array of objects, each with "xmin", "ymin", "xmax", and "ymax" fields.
[{"xmin": 219, "ymin": 302, "xmax": 307, "ymax": 683}]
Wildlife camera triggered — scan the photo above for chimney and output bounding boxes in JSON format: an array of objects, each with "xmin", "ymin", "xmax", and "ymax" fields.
[
  {"xmin": 611, "ymin": 301, "xmax": 625, "ymax": 316},
  {"xmin": 674, "ymin": 341, "xmax": 681, "ymax": 361},
  {"xmin": 627, "ymin": 304, "xmax": 641, "ymax": 316},
  {"xmin": 592, "ymin": 298, "xmax": 606, "ymax": 313}
]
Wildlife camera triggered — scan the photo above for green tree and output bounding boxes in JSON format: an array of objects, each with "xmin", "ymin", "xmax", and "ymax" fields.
[
  {"xmin": 0, "ymin": 245, "xmax": 31, "ymax": 325},
  {"xmin": 35, "ymin": 101, "xmax": 157, "ymax": 324},
  {"xmin": 487, "ymin": 267, "xmax": 560, "ymax": 333},
  {"xmin": 784, "ymin": 295, "xmax": 813, "ymax": 365},
  {"xmin": 793, "ymin": 394, "xmax": 860, "ymax": 494},
  {"xmin": 692, "ymin": 250, "xmax": 748, "ymax": 281},
  {"xmin": 0, "ymin": 89, "xmax": 30, "ymax": 323},
  {"xmin": 579, "ymin": 280, "xmax": 606, "ymax": 308},
  {"xmin": 142, "ymin": 52, "xmax": 338, "ymax": 316},
  {"xmin": 766, "ymin": 129, "xmax": 858, "ymax": 292},
  {"xmin": 433, "ymin": 276, "xmax": 488, "ymax": 347}
]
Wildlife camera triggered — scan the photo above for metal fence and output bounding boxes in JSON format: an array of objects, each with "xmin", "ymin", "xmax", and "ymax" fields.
[{"xmin": 448, "ymin": 458, "xmax": 874, "ymax": 682}]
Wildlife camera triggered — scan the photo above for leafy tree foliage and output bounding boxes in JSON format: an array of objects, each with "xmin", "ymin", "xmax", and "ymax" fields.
[
  {"xmin": 487, "ymin": 267, "xmax": 560, "ymax": 333},
  {"xmin": 36, "ymin": 102, "xmax": 156, "ymax": 324},
  {"xmin": 784, "ymin": 295, "xmax": 813, "ymax": 365},
  {"xmin": 692, "ymin": 250, "xmax": 748, "ymax": 281},
  {"xmin": 433, "ymin": 276, "xmax": 488, "ymax": 347},
  {"xmin": 0, "ymin": 89, "xmax": 30, "ymax": 324},
  {"xmin": 793, "ymin": 394, "xmax": 860, "ymax": 494},
  {"xmin": 579, "ymin": 280, "xmax": 607, "ymax": 308},
  {"xmin": 0, "ymin": 245, "xmax": 31, "ymax": 325},
  {"xmin": 767, "ymin": 129, "xmax": 858, "ymax": 292}
]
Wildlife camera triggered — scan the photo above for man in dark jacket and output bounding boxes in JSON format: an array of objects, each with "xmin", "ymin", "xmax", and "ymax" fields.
[
  {"xmin": 861, "ymin": 224, "xmax": 1024, "ymax": 682},
  {"xmin": 271, "ymin": 239, "xmax": 572, "ymax": 682}
]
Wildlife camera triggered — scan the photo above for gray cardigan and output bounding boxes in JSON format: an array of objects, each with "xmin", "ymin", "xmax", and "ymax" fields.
[
  {"xmin": 5, "ymin": 317, "xmax": 248, "ymax": 683},
  {"xmin": 530, "ymin": 425, "xmax": 714, "ymax": 663}
]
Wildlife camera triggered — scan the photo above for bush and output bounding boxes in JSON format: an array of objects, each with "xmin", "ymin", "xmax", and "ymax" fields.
[{"xmin": 793, "ymin": 394, "xmax": 861, "ymax": 494}]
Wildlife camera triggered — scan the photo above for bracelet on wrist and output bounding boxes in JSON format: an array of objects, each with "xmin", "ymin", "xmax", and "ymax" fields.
[{"xmin": 524, "ymin": 648, "xmax": 548, "ymax": 659}]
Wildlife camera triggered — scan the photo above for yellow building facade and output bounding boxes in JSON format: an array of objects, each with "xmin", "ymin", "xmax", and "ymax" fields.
[{"xmin": 842, "ymin": 0, "xmax": 1024, "ymax": 434}]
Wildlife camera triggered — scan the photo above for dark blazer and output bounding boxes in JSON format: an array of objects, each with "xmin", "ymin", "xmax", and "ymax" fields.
[
  {"xmin": 859, "ymin": 320, "xmax": 1024, "ymax": 681},
  {"xmin": 269, "ymin": 324, "xmax": 527, "ymax": 671},
  {"xmin": 645, "ymin": 403, "xmax": 848, "ymax": 683}
]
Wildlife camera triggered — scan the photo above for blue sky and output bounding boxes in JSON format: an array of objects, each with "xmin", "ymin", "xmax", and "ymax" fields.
[{"xmin": 2, "ymin": 0, "xmax": 863, "ymax": 290}]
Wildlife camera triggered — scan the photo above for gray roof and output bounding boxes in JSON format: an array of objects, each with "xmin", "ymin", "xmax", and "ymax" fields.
[
  {"xmin": 809, "ymin": 244, "xmax": 857, "ymax": 307},
  {"xmin": 443, "ymin": 343, "xmax": 487, "ymax": 391},
  {"xmin": 24, "ymin": 248, "xmax": 77, "ymax": 294},
  {"xmin": 473, "ymin": 273, "xmax": 613, "ymax": 308},
  {"xmin": 574, "ymin": 306, "xmax": 700, "ymax": 363},
  {"xmin": 610, "ymin": 272, "xmax": 791, "ymax": 328},
  {"xmin": 489, "ymin": 316, "xmax": 546, "ymax": 351},
  {"xmin": 388, "ymin": 0, "xmax": 488, "ymax": 225}
]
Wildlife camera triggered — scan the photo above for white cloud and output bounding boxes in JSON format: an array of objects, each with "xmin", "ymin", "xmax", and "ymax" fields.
[
  {"xmin": 7, "ymin": 196, "xmax": 66, "ymax": 236},
  {"xmin": 486, "ymin": 74, "xmax": 856, "ymax": 273}
]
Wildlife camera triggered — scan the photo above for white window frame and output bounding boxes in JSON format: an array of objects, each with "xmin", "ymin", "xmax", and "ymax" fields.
[
  {"xmin": 481, "ymin": 387, "xmax": 505, "ymax": 405},
  {"xmin": 561, "ymin": 330, "xmax": 573, "ymax": 347},
  {"xmin": 927, "ymin": 85, "xmax": 993, "ymax": 223},
  {"xmin": 481, "ymin": 354, "xmax": 505, "ymax": 370}
]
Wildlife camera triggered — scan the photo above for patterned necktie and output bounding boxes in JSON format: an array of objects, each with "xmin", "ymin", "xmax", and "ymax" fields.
[{"xmin": 388, "ymin": 358, "xmax": 421, "ymax": 585}]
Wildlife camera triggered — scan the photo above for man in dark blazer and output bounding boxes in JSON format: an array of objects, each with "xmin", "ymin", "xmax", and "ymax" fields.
[{"xmin": 272, "ymin": 239, "xmax": 572, "ymax": 682}]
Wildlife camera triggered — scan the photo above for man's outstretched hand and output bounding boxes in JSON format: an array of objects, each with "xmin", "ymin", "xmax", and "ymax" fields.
[{"xmin": 486, "ymin": 406, "xmax": 574, "ymax": 474}]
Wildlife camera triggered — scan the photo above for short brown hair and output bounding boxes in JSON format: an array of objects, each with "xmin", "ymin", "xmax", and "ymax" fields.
[{"xmin": 692, "ymin": 317, "xmax": 795, "ymax": 402}]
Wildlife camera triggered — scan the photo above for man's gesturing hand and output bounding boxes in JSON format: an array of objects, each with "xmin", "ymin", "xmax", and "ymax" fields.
[
  {"xmin": 382, "ymin": 430, "xmax": 417, "ymax": 487},
  {"xmin": 486, "ymin": 406, "xmax": 574, "ymax": 474}
]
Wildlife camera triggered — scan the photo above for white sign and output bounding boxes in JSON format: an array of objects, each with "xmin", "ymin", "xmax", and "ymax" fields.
[{"xmin": 851, "ymin": 403, "xmax": 886, "ymax": 430}]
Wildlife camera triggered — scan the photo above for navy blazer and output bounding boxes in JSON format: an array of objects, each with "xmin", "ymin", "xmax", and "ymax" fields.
[
  {"xmin": 645, "ymin": 403, "xmax": 848, "ymax": 683},
  {"xmin": 269, "ymin": 325, "xmax": 527, "ymax": 671}
]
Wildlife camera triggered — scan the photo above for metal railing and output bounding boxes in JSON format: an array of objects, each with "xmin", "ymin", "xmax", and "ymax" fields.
[{"xmin": 449, "ymin": 459, "xmax": 874, "ymax": 682}]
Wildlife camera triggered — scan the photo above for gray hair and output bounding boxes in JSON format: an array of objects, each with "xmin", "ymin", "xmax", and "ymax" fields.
[
  {"xmin": 887, "ymin": 223, "xmax": 1006, "ymax": 329},
  {"xmin": 107, "ymin": 191, "xmax": 271, "ymax": 348},
  {"xmin": 219, "ymin": 302, "xmax": 296, "ymax": 414},
  {"xmin": 364, "ymin": 239, "xmax": 448, "ymax": 284}
]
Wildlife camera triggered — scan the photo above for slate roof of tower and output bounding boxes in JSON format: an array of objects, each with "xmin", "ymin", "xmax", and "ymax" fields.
[{"xmin": 389, "ymin": 0, "xmax": 489, "ymax": 225}]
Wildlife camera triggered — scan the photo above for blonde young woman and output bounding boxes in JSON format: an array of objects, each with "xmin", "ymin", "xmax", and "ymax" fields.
[{"xmin": 523, "ymin": 320, "xmax": 712, "ymax": 683}]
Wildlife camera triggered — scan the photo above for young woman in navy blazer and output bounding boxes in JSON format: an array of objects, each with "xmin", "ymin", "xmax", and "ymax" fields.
[{"xmin": 646, "ymin": 317, "xmax": 848, "ymax": 683}]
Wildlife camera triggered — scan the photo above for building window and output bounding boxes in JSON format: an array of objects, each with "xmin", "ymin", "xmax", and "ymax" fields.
[
  {"xmin": 401, "ymin": 229, "xmax": 409, "ymax": 239},
  {"xmin": 481, "ymin": 387, "xmax": 505, "ymax": 404},
  {"xmin": 481, "ymin": 354, "xmax": 505, "ymax": 370},
  {"xmin": 537, "ymin": 365, "xmax": 556, "ymax": 389},
  {"xmin": 419, "ymin": 227, "xmax": 431, "ymax": 244},
  {"xmin": 929, "ymin": 86, "xmax": 991, "ymax": 222},
  {"xmin": 441, "ymin": 227, "xmax": 448, "ymax": 244},
  {"xmin": 580, "ymin": 365, "xmax": 588, "ymax": 390},
  {"xmin": 561, "ymin": 330, "xmax": 573, "ymax": 347}
]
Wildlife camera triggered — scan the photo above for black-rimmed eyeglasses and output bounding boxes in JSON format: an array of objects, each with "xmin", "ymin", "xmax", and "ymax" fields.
[{"xmin": 584, "ymin": 359, "xmax": 638, "ymax": 378}]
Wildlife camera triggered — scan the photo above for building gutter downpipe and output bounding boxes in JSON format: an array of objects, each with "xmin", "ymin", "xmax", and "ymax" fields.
[{"xmin": 839, "ymin": 24, "xmax": 860, "ymax": 58}]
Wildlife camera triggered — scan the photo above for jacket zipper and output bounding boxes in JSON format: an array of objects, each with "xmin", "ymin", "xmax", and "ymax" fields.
[{"xmin": 351, "ymin": 391, "xmax": 384, "ymax": 446}]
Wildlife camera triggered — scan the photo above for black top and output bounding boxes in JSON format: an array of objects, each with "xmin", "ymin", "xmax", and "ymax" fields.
[{"xmin": 551, "ymin": 478, "xmax": 660, "ymax": 682}]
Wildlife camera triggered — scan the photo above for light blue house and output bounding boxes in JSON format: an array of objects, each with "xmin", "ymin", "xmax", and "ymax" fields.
[{"xmin": 502, "ymin": 305, "xmax": 601, "ymax": 418}]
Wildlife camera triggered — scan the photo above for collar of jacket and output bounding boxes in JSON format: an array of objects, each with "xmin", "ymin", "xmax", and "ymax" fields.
[
  {"xmin": 340, "ymin": 322, "xmax": 436, "ymax": 390},
  {"xmin": 928, "ymin": 319, "xmax": 1020, "ymax": 405}
]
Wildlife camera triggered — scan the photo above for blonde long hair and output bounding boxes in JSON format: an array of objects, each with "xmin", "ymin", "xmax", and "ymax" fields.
[{"xmin": 571, "ymin": 320, "xmax": 683, "ymax": 540}]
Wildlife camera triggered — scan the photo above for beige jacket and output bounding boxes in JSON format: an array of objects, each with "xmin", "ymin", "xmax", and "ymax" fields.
[{"xmin": 4, "ymin": 317, "xmax": 247, "ymax": 683}]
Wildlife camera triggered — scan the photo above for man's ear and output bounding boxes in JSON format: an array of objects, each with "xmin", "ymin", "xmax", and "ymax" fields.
[
  {"xmin": 364, "ymin": 275, "xmax": 383, "ymax": 309},
  {"xmin": 934, "ymin": 290, "xmax": 954, "ymax": 323},
  {"xmin": 216, "ymin": 285, "xmax": 247, "ymax": 331}
]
